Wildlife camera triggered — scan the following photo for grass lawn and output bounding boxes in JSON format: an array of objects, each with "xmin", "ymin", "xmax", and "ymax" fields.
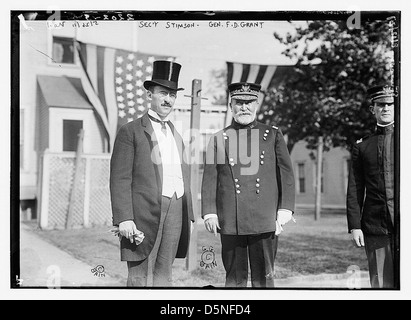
[{"xmin": 25, "ymin": 209, "xmax": 368, "ymax": 287}]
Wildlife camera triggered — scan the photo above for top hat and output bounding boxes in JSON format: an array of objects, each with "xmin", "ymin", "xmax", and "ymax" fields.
[
  {"xmin": 367, "ymin": 84, "xmax": 397, "ymax": 104},
  {"xmin": 143, "ymin": 60, "xmax": 184, "ymax": 91},
  {"xmin": 228, "ymin": 82, "xmax": 261, "ymax": 101}
]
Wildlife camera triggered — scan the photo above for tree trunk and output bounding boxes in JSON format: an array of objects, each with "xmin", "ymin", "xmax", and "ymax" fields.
[{"xmin": 315, "ymin": 136, "xmax": 323, "ymax": 220}]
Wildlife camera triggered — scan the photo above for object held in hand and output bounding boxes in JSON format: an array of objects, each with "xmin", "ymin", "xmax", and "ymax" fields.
[
  {"xmin": 109, "ymin": 227, "xmax": 145, "ymax": 245},
  {"xmin": 109, "ymin": 227, "xmax": 120, "ymax": 236},
  {"xmin": 132, "ymin": 231, "xmax": 145, "ymax": 245}
]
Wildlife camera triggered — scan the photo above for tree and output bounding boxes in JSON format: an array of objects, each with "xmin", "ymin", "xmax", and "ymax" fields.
[
  {"xmin": 205, "ymin": 68, "xmax": 228, "ymax": 105},
  {"xmin": 258, "ymin": 18, "xmax": 395, "ymax": 219},
  {"xmin": 258, "ymin": 19, "xmax": 394, "ymax": 154}
]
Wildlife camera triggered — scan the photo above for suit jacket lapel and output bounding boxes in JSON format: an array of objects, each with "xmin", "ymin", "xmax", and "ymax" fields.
[
  {"xmin": 168, "ymin": 121, "xmax": 189, "ymax": 180},
  {"xmin": 142, "ymin": 113, "xmax": 163, "ymax": 192},
  {"xmin": 169, "ymin": 122, "xmax": 183, "ymax": 158}
]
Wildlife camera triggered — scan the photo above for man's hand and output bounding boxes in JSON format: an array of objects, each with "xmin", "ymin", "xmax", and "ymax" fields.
[
  {"xmin": 351, "ymin": 229, "xmax": 365, "ymax": 247},
  {"xmin": 205, "ymin": 217, "xmax": 221, "ymax": 237},
  {"xmin": 275, "ymin": 209, "xmax": 295, "ymax": 235},
  {"xmin": 119, "ymin": 220, "xmax": 140, "ymax": 244},
  {"xmin": 275, "ymin": 220, "xmax": 283, "ymax": 236},
  {"xmin": 277, "ymin": 209, "xmax": 293, "ymax": 225}
]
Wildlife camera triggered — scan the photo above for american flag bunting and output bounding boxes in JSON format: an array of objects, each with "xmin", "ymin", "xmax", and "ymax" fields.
[{"xmin": 76, "ymin": 40, "xmax": 174, "ymax": 151}]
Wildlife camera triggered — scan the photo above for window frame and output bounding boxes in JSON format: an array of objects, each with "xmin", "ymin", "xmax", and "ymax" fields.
[
  {"xmin": 49, "ymin": 108, "xmax": 92, "ymax": 153},
  {"xmin": 62, "ymin": 119, "xmax": 84, "ymax": 152},
  {"xmin": 47, "ymin": 33, "xmax": 79, "ymax": 68},
  {"xmin": 296, "ymin": 162, "xmax": 306, "ymax": 194}
]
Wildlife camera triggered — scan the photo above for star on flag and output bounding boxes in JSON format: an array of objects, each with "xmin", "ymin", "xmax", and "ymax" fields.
[
  {"xmin": 113, "ymin": 51, "xmax": 175, "ymax": 128},
  {"xmin": 76, "ymin": 40, "xmax": 175, "ymax": 150}
]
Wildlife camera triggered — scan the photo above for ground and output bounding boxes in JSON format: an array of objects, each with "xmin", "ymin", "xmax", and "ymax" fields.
[{"xmin": 19, "ymin": 209, "xmax": 371, "ymax": 289}]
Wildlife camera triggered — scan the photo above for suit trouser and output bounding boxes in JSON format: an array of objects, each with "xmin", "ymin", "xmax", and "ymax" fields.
[
  {"xmin": 127, "ymin": 194, "xmax": 182, "ymax": 287},
  {"xmin": 364, "ymin": 234, "xmax": 394, "ymax": 289},
  {"xmin": 220, "ymin": 232, "xmax": 278, "ymax": 288}
]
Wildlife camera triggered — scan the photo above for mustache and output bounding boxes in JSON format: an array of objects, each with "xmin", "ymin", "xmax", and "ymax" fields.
[{"xmin": 161, "ymin": 103, "xmax": 172, "ymax": 107}]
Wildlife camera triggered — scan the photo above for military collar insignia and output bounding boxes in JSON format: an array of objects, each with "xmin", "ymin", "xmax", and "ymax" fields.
[
  {"xmin": 231, "ymin": 119, "xmax": 258, "ymax": 130},
  {"xmin": 376, "ymin": 122, "xmax": 394, "ymax": 135},
  {"xmin": 356, "ymin": 134, "xmax": 371, "ymax": 144}
]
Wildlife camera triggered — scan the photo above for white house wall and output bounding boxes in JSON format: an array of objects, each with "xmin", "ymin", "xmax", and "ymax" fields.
[
  {"xmin": 20, "ymin": 23, "xmax": 80, "ymax": 195},
  {"xmin": 48, "ymin": 107, "xmax": 104, "ymax": 154},
  {"xmin": 290, "ymin": 140, "xmax": 350, "ymax": 209}
]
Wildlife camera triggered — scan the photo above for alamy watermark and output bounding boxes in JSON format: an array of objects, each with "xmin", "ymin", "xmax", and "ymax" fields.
[{"xmin": 148, "ymin": 121, "xmax": 265, "ymax": 176}]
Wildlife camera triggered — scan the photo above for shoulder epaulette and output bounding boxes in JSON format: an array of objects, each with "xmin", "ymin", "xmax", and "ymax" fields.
[
  {"xmin": 271, "ymin": 125, "xmax": 279, "ymax": 130},
  {"xmin": 356, "ymin": 135, "xmax": 370, "ymax": 144}
]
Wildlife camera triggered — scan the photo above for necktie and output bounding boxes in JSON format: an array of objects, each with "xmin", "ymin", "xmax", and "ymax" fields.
[{"xmin": 148, "ymin": 114, "xmax": 168, "ymax": 136}]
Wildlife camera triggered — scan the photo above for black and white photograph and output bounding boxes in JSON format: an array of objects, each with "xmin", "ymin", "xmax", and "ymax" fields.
[{"xmin": 5, "ymin": 1, "xmax": 411, "ymax": 302}]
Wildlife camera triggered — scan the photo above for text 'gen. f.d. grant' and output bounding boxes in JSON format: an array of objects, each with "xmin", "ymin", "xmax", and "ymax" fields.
[{"xmin": 138, "ymin": 21, "xmax": 265, "ymax": 29}]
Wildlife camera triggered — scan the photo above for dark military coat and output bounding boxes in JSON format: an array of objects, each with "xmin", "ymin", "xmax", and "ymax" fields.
[
  {"xmin": 347, "ymin": 124, "xmax": 395, "ymax": 235},
  {"xmin": 201, "ymin": 120, "xmax": 296, "ymax": 235}
]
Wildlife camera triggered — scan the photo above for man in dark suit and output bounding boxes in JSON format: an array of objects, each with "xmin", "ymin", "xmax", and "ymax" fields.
[
  {"xmin": 347, "ymin": 84, "xmax": 396, "ymax": 288},
  {"xmin": 110, "ymin": 60, "xmax": 194, "ymax": 287},
  {"xmin": 201, "ymin": 82, "xmax": 296, "ymax": 287}
]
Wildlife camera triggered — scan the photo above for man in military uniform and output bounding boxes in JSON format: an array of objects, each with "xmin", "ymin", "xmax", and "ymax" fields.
[
  {"xmin": 201, "ymin": 82, "xmax": 296, "ymax": 287},
  {"xmin": 347, "ymin": 84, "xmax": 396, "ymax": 288}
]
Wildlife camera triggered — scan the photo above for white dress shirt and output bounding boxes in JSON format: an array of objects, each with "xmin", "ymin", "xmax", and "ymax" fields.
[{"xmin": 148, "ymin": 109, "xmax": 184, "ymax": 199}]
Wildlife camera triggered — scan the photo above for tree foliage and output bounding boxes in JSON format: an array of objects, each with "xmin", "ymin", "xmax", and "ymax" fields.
[
  {"xmin": 205, "ymin": 68, "xmax": 228, "ymax": 105},
  {"xmin": 258, "ymin": 19, "xmax": 394, "ymax": 152}
]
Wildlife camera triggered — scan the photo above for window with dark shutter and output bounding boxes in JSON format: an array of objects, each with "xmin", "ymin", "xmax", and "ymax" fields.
[
  {"xmin": 63, "ymin": 120, "xmax": 83, "ymax": 152},
  {"xmin": 52, "ymin": 36, "xmax": 74, "ymax": 64},
  {"xmin": 298, "ymin": 163, "xmax": 305, "ymax": 194}
]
